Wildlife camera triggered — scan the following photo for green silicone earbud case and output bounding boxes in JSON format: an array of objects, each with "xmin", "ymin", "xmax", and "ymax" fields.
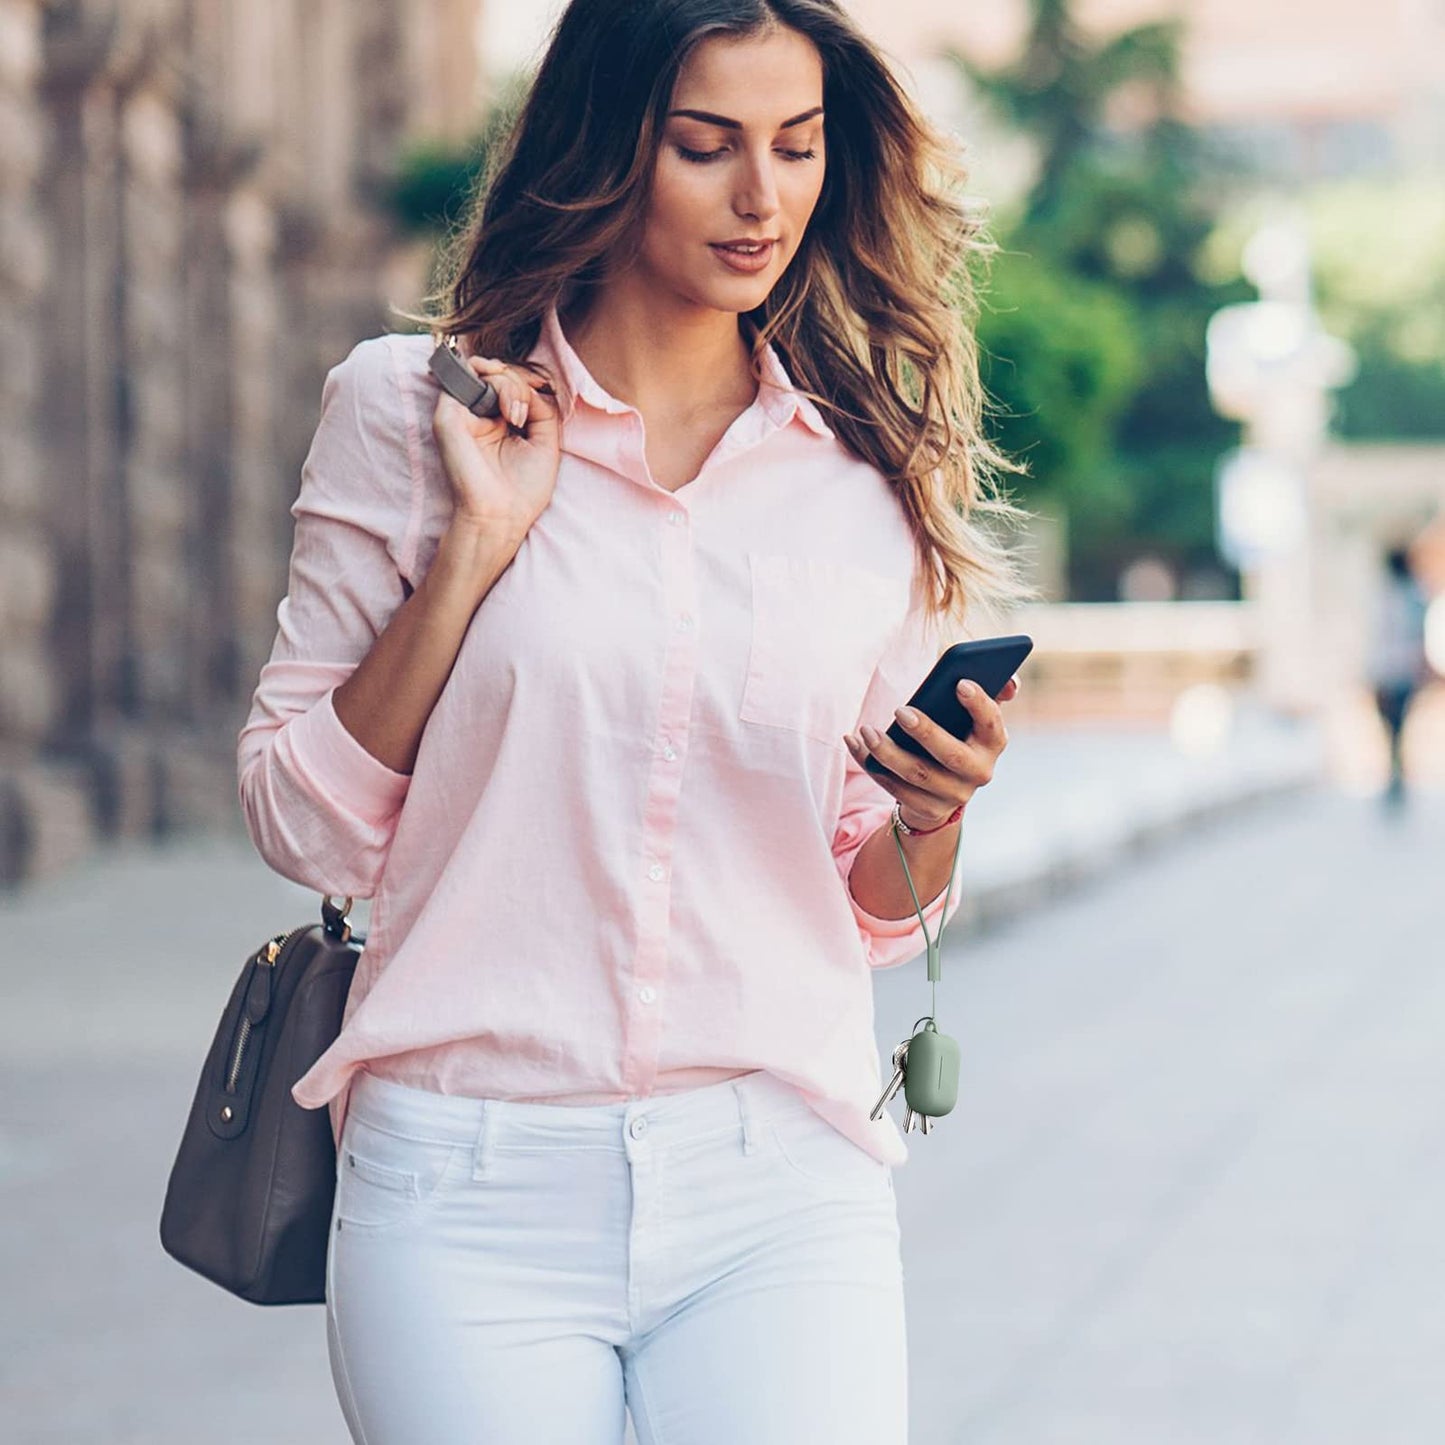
[{"xmin": 902, "ymin": 1020, "xmax": 960, "ymax": 1117}]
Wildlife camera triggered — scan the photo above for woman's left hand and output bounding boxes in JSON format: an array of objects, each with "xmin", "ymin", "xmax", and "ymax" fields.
[{"xmin": 843, "ymin": 674, "xmax": 1019, "ymax": 829}]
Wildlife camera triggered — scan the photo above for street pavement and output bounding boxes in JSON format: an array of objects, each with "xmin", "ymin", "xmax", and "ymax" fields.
[
  {"xmin": 2, "ymin": 730, "xmax": 1438, "ymax": 1443},
  {"xmin": 879, "ymin": 782, "xmax": 1444, "ymax": 1444},
  {"xmin": 946, "ymin": 707, "xmax": 1322, "ymax": 929}
]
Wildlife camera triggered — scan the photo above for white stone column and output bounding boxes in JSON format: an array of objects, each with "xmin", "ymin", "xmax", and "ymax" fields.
[{"xmin": 1206, "ymin": 211, "xmax": 1356, "ymax": 716}]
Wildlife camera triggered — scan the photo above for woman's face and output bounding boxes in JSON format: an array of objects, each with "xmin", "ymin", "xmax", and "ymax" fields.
[{"xmin": 637, "ymin": 26, "xmax": 827, "ymax": 314}]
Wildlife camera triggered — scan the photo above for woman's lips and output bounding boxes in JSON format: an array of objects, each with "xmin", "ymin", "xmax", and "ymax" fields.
[{"xmin": 708, "ymin": 240, "xmax": 776, "ymax": 274}]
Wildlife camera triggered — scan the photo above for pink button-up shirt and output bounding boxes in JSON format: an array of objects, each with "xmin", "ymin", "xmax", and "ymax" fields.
[{"xmin": 238, "ymin": 304, "xmax": 964, "ymax": 1167}]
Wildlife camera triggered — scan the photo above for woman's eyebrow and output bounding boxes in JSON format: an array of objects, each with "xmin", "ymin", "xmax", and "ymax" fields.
[{"xmin": 667, "ymin": 106, "xmax": 824, "ymax": 131}]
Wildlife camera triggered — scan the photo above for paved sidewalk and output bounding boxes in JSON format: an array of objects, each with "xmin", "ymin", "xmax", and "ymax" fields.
[
  {"xmin": 876, "ymin": 785, "xmax": 1445, "ymax": 1444},
  {"xmin": 951, "ymin": 708, "xmax": 1324, "ymax": 930}
]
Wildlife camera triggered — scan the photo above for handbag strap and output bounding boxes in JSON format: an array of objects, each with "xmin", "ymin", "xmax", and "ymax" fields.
[{"xmin": 320, "ymin": 894, "xmax": 354, "ymax": 943}]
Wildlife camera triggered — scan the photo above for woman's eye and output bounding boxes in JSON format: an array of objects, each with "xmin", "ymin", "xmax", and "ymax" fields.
[{"xmin": 675, "ymin": 145, "xmax": 819, "ymax": 164}]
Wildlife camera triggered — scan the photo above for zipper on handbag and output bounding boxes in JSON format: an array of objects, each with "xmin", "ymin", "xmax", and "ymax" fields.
[{"xmin": 223, "ymin": 927, "xmax": 304, "ymax": 1095}]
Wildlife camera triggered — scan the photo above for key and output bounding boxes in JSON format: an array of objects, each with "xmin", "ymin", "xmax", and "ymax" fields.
[
  {"xmin": 921, "ymin": 1114, "xmax": 933, "ymax": 1136},
  {"xmin": 870, "ymin": 1040, "xmax": 910, "ymax": 1121},
  {"xmin": 903, "ymin": 1107, "xmax": 919, "ymax": 1133},
  {"xmin": 870, "ymin": 1065, "xmax": 905, "ymax": 1121},
  {"xmin": 872, "ymin": 1061, "xmax": 907, "ymax": 1119}
]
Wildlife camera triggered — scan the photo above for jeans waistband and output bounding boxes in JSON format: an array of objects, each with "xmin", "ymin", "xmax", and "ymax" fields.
[{"xmin": 346, "ymin": 1067, "xmax": 817, "ymax": 1155}]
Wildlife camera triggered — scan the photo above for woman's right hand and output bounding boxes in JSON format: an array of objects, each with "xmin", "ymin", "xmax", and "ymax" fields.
[{"xmin": 431, "ymin": 350, "xmax": 563, "ymax": 551}]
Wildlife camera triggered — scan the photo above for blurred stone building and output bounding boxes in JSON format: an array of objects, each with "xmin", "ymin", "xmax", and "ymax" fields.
[{"xmin": 0, "ymin": 0, "xmax": 481, "ymax": 884}]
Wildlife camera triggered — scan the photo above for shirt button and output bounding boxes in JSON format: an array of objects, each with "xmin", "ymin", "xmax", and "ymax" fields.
[
  {"xmin": 677, "ymin": 614, "xmax": 693, "ymax": 632},
  {"xmin": 667, "ymin": 511, "xmax": 684, "ymax": 525},
  {"xmin": 647, "ymin": 863, "xmax": 665, "ymax": 882},
  {"xmin": 629, "ymin": 1116, "xmax": 649, "ymax": 1139},
  {"xmin": 662, "ymin": 745, "xmax": 677, "ymax": 762},
  {"xmin": 638, "ymin": 984, "xmax": 656, "ymax": 1004}
]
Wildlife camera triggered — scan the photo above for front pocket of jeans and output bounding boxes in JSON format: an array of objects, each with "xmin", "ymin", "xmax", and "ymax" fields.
[
  {"xmin": 767, "ymin": 1108, "xmax": 892, "ymax": 1198},
  {"xmin": 739, "ymin": 552, "xmax": 906, "ymax": 747},
  {"xmin": 334, "ymin": 1118, "xmax": 464, "ymax": 1232}
]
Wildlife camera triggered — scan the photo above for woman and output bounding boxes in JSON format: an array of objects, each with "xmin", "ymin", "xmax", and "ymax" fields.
[
  {"xmin": 239, "ymin": 1, "xmax": 1033, "ymax": 1439},
  {"xmin": 1369, "ymin": 543, "xmax": 1431, "ymax": 809}
]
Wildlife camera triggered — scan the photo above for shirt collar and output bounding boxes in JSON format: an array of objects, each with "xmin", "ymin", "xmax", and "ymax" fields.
[
  {"xmin": 530, "ymin": 302, "xmax": 835, "ymax": 442},
  {"xmin": 754, "ymin": 333, "xmax": 836, "ymax": 440}
]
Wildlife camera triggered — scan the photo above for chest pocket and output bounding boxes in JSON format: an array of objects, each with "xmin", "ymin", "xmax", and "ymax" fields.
[{"xmin": 739, "ymin": 551, "xmax": 907, "ymax": 748}]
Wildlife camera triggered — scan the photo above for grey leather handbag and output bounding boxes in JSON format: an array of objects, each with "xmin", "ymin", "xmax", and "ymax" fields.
[{"xmin": 159, "ymin": 895, "xmax": 362, "ymax": 1305}]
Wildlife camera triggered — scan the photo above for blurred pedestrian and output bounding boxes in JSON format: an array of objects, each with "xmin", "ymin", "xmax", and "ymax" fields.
[
  {"xmin": 1369, "ymin": 543, "xmax": 1430, "ymax": 809},
  {"xmin": 233, "ymin": 1, "xmax": 1032, "ymax": 1440}
]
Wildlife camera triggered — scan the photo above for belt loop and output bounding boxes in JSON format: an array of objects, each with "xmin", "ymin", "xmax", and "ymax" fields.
[
  {"xmin": 732, "ymin": 1079, "xmax": 758, "ymax": 1156},
  {"xmin": 471, "ymin": 1099, "xmax": 497, "ymax": 1181}
]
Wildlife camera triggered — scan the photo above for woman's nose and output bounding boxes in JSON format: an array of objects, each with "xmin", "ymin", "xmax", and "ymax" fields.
[{"xmin": 733, "ymin": 152, "xmax": 781, "ymax": 222}]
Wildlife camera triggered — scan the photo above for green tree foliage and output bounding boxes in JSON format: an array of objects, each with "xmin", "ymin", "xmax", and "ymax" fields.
[
  {"xmin": 1307, "ymin": 180, "xmax": 1445, "ymax": 439},
  {"xmin": 1203, "ymin": 179, "xmax": 1445, "ymax": 440},
  {"xmin": 387, "ymin": 74, "xmax": 530, "ymax": 237},
  {"xmin": 389, "ymin": 138, "xmax": 485, "ymax": 237},
  {"xmin": 949, "ymin": 1, "xmax": 1249, "ymax": 599},
  {"xmin": 1335, "ymin": 328, "xmax": 1445, "ymax": 439},
  {"xmin": 975, "ymin": 244, "xmax": 1142, "ymax": 538}
]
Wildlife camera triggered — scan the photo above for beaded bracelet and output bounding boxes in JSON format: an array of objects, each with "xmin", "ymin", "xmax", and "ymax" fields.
[{"xmin": 891, "ymin": 800, "xmax": 964, "ymax": 836}]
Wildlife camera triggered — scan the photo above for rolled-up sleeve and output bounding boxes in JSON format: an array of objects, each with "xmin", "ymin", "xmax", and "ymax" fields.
[
  {"xmin": 237, "ymin": 334, "xmax": 423, "ymax": 897},
  {"xmin": 832, "ymin": 598, "xmax": 966, "ymax": 970}
]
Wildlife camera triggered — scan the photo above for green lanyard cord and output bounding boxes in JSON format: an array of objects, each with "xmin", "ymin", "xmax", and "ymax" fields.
[{"xmin": 889, "ymin": 811, "xmax": 966, "ymax": 1025}]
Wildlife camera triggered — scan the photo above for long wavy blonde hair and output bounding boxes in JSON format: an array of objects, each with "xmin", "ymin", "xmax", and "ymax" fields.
[{"xmin": 395, "ymin": 0, "xmax": 1037, "ymax": 632}]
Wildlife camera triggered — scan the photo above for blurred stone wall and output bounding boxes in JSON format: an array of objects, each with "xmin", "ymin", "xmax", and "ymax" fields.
[{"xmin": 0, "ymin": 0, "xmax": 478, "ymax": 884}]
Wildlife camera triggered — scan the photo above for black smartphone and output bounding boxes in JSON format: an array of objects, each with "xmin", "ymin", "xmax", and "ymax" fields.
[{"xmin": 863, "ymin": 633, "xmax": 1034, "ymax": 782}]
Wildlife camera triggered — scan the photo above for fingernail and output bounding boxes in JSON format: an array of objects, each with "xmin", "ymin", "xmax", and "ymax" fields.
[
  {"xmin": 510, "ymin": 400, "xmax": 526, "ymax": 427},
  {"xmin": 860, "ymin": 724, "xmax": 879, "ymax": 745},
  {"xmin": 957, "ymin": 679, "xmax": 973, "ymax": 695},
  {"xmin": 896, "ymin": 706, "xmax": 919, "ymax": 726}
]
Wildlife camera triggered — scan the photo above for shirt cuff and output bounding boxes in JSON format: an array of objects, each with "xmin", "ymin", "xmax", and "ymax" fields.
[
  {"xmin": 845, "ymin": 858, "xmax": 952, "ymax": 935},
  {"xmin": 282, "ymin": 687, "xmax": 412, "ymax": 825}
]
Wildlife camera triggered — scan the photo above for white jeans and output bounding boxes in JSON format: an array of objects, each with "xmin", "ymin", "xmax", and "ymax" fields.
[{"xmin": 325, "ymin": 1068, "xmax": 908, "ymax": 1443}]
